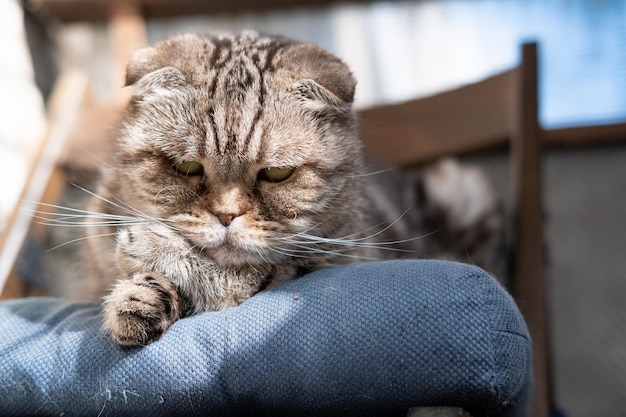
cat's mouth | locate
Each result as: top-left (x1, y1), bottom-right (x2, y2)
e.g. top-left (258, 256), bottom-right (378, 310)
top-left (171, 216), bottom-right (276, 267)
top-left (201, 242), bottom-right (269, 267)
top-left (187, 231), bottom-right (270, 267)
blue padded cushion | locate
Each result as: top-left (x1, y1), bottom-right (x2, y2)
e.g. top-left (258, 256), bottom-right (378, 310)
top-left (0, 260), bottom-right (531, 416)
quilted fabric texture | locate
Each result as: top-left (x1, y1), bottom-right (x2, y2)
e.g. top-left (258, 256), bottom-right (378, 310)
top-left (0, 260), bottom-right (531, 416)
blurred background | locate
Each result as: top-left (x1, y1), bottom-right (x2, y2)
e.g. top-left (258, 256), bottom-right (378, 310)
top-left (1, 0), bottom-right (625, 416)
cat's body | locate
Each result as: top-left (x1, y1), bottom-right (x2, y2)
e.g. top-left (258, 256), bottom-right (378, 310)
top-left (77, 31), bottom-right (504, 346)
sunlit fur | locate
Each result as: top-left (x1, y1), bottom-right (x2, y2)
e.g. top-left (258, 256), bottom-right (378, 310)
top-left (36, 32), bottom-right (504, 345)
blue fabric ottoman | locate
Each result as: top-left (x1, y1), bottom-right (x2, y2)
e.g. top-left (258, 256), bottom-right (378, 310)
top-left (0, 260), bottom-right (531, 416)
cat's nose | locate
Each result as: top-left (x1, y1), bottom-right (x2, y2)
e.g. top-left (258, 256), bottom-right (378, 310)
top-left (217, 212), bottom-right (237, 227)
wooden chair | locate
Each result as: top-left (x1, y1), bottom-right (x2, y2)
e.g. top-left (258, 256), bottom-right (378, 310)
top-left (5, 1), bottom-right (625, 414)
top-left (360, 42), bottom-right (552, 417)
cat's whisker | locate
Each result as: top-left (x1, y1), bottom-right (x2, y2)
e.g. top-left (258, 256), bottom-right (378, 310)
top-left (347, 167), bottom-right (395, 178)
top-left (270, 213), bottom-right (439, 257)
top-left (270, 237), bottom-right (392, 257)
top-left (22, 201), bottom-right (142, 220)
top-left (266, 246), bottom-right (321, 260)
top-left (23, 204), bottom-right (178, 231)
top-left (284, 218), bottom-right (332, 239)
top-left (154, 185), bottom-right (201, 206)
top-left (268, 245), bottom-right (382, 261)
top-left (329, 220), bottom-right (388, 241)
top-left (276, 236), bottom-right (418, 253)
top-left (270, 199), bottom-right (416, 245)
top-left (24, 186), bottom-right (182, 233)
top-left (48, 227), bottom-right (185, 251)
top-left (252, 247), bottom-right (272, 266)
top-left (70, 184), bottom-right (142, 217)
top-left (35, 219), bottom-right (155, 228)
top-left (46, 232), bottom-right (120, 252)
top-left (68, 146), bottom-right (114, 170)
top-left (36, 216), bottom-right (143, 226)
top-left (271, 202), bottom-right (429, 256)
top-left (23, 202), bottom-right (161, 224)
top-left (69, 184), bottom-right (179, 232)
top-left (273, 242), bottom-right (353, 255)
top-left (27, 214), bottom-right (135, 228)
top-left (340, 203), bottom-right (417, 243)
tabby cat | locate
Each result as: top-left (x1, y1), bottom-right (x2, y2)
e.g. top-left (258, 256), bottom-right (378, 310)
top-left (73, 31), bottom-right (503, 346)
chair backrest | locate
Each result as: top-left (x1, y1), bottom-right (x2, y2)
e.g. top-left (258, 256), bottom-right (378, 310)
top-left (359, 42), bottom-right (552, 417)
top-left (359, 69), bottom-right (514, 167)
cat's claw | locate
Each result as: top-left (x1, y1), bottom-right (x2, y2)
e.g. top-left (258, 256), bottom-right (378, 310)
top-left (103, 272), bottom-right (183, 346)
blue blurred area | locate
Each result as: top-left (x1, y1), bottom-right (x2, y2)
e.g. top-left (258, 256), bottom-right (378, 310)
top-left (365, 0), bottom-right (626, 129)
top-left (150, 0), bottom-right (626, 129)
top-left (496, 0), bottom-right (626, 128)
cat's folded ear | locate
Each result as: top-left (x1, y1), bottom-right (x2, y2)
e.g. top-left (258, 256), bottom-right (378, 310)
top-left (125, 46), bottom-right (161, 86)
top-left (124, 46), bottom-right (187, 98)
top-left (282, 43), bottom-right (357, 115)
top-left (292, 79), bottom-right (352, 115)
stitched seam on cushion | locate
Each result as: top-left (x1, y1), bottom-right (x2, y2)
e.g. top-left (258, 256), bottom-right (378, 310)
top-left (471, 266), bottom-right (530, 411)
top-left (492, 328), bottom-right (530, 339)
top-left (489, 329), bottom-right (532, 405)
top-left (476, 269), bottom-right (501, 411)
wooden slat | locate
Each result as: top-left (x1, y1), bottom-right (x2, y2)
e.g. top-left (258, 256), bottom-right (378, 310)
top-left (56, 4), bottom-right (146, 172)
top-left (545, 121), bottom-right (626, 146)
top-left (108, 1), bottom-right (147, 102)
top-left (359, 70), bottom-right (514, 167)
top-left (28, 0), bottom-right (366, 22)
top-left (58, 101), bottom-right (121, 172)
top-left (0, 270), bottom-right (26, 300)
top-left (510, 42), bottom-right (552, 417)
top-left (142, 0), bottom-right (361, 19)
top-left (0, 70), bottom-right (90, 298)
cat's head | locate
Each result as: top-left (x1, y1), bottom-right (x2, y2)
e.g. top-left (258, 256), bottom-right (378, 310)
top-left (112, 31), bottom-right (365, 268)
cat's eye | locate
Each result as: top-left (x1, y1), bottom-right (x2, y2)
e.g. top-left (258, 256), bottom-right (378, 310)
top-left (173, 160), bottom-right (204, 176)
top-left (258, 167), bottom-right (294, 183)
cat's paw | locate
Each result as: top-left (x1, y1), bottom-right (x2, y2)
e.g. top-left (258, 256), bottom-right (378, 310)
top-left (103, 272), bottom-right (183, 346)
top-left (115, 223), bottom-right (192, 278)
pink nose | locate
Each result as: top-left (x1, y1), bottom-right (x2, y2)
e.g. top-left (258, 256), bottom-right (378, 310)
top-left (217, 213), bottom-right (236, 227)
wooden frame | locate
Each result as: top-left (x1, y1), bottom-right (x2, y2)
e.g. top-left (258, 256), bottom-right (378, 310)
top-left (362, 43), bottom-right (554, 417)
top-left (509, 42), bottom-right (551, 417)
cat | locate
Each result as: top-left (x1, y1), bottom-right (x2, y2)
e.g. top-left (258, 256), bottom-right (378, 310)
top-left (67, 31), bottom-right (504, 346)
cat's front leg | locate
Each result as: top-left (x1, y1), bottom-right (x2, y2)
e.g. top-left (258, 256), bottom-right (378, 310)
top-left (103, 271), bottom-right (183, 346)
top-left (103, 223), bottom-right (193, 346)
top-left (114, 222), bottom-right (196, 282)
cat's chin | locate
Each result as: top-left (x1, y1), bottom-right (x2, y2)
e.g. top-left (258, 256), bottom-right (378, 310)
top-left (201, 244), bottom-right (270, 269)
